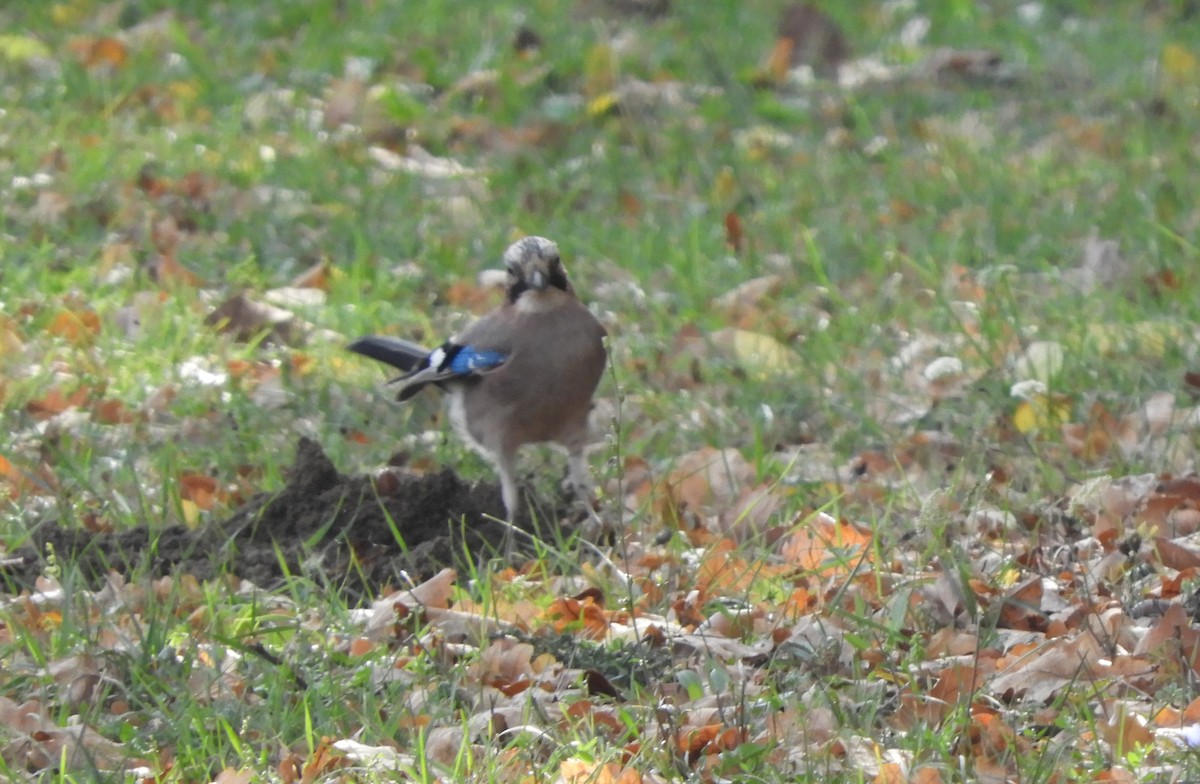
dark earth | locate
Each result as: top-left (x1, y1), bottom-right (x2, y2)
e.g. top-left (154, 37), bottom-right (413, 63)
top-left (1, 438), bottom-right (565, 602)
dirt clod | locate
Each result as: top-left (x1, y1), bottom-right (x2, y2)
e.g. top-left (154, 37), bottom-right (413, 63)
top-left (2, 438), bottom-right (529, 601)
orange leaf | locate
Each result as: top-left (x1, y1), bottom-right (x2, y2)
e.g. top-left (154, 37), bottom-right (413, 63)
top-left (724, 211), bottom-right (743, 252)
top-left (178, 472), bottom-right (221, 510)
top-left (765, 37), bottom-right (794, 83)
top-left (911, 766), bottom-right (946, 784)
top-left (46, 309), bottom-right (101, 345)
top-left (545, 596), bottom-right (610, 640)
top-left (1152, 537), bottom-right (1200, 571)
top-left (679, 723), bottom-right (722, 754)
top-left (0, 454), bottom-right (20, 484)
top-left (443, 279), bottom-right (499, 313)
top-left (560, 760), bottom-right (643, 784)
top-left (290, 259), bottom-right (331, 291)
top-left (617, 189), bottom-right (642, 220)
top-left (1097, 706), bottom-right (1154, 756)
top-left (779, 513), bottom-right (872, 574)
top-left (69, 36), bottom-right (128, 70)
top-left (874, 762), bottom-right (907, 784)
top-left (153, 252), bottom-right (207, 288)
top-left (93, 398), bottom-right (137, 425)
top-left (0, 454), bottom-right (29, 499)
top-left (26, 386), bottom-right (91, 419)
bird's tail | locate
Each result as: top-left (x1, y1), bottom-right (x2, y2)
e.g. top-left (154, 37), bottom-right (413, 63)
top-left (346, 336), bottom-right (430, 372)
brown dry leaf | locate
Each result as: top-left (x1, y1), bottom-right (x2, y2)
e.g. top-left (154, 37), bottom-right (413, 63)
top-left (323, 77), bottom-right (366, 129)
top-left (894, 663), bottom-right (985, 729)
top-left (911, 766), bottom-right (946, 784)
top-left (406, 567), bottom-right (456, 610)
top-left (290, 259), bottom-right (332, 291)
top-left (0, 696), bottom-right (142, 774)
top-left (0, 456), bottom-right (33, 501)
top-left (1061, 401), bottom-right (1120, 460)
top-left (873, 762), bottom-right (907, 784)
top-left (1138, 481), bottom-right (1200, 536)
top-left (0, 454), bottom-right (24, 492)
top-left (444, 278), bottom-right (501, 313)
top-left (678, 722), bottom-right (742, 756)
top-left (26, 385), bottom-right (90, 419)
top-left (1063, 235), bottom-right (1133, 294)
top-left (1097, 704), bottom-right (1155, 757)
top-left (723, 211), bottom-right (743, 253)
top-left (654, 446), bottom-right (754, 529)
top-left (211, 769), bottom-right (255, 784)
top-left (545, 595), bottom-right (610, 640)
top-left (178, 472), bottom-right (221, 510)
top-left (763, 2), bottom-right (848, 82)
top-left (92, 398), bottom-right (138, 425)
top-left (362, 569), bottom-right (458, 638)
top-left (0, 315), bottom-right (24, 354)
top-left (46, 308), bottom-right (101, 345)
top-left (778, 512), bottom-right (872, 574)
top-left (470, 639), bottom-right (537, 694)
top-left (926, 629), bottom-right (981, 657)
top-left (720, 482), bottom-right (788, 540)
top-left (205, 292), bottom-right (301, 344)
top-left (68, 35), bottom-right (128, 70)
top-left (560, 759), bottom-right (644, 784)
top-left (712, 275), bottom-right (782, 330)
top-left (152, 251), bottom-right (207, 288)
top-left (296, 738), bottom-right (345, 782)
top-left (1151, 537), bottom-right (1200, 571)
top-left (1134, 603), bottom-right (1200, 674)
top-left (996, 576), bottom-right (1045, 631)
top-left (696, 539), bottom-right (786, 595)
top-left (32, 190), bottom-right (71, 225)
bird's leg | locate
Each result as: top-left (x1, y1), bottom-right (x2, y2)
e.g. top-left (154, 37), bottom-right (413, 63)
top-left (495, 454), bottom-right (521, 556)
top-left (567, 448), bottom-right (604, 537)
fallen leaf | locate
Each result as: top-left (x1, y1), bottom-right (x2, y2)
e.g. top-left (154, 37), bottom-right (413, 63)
top-left (205, 292), bottom-right (302, 344)
top-left (710, 328), bottom-right (800, 377)
top-left (68, 36), bottom-right (128, 70)
top-left (0, 33), bottom-right (51, 62)
top-left (46, 309), bottom-right (101, 345)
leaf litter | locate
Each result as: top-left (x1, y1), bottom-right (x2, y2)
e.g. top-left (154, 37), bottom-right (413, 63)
top-left (4, 2), bottom-right (1200, 782)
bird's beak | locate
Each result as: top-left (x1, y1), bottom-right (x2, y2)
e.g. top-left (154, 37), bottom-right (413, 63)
top-left (529, 269), bottom-right (548, 290)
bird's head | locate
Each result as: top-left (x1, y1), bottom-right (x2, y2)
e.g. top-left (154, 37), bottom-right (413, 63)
top-left (503, 236), bottom-right (573, 302)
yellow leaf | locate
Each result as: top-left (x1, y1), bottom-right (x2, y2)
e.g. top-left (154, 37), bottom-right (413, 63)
top-left (1013, 395), bottom-right (1071, 434)
top-left (586, 92), bottom-right (619, 117)
top-left (180, 498), bottom-right (201, 527)
top-left (0, 34), bottom-right (51, 62)
top-left (1162, 43), bottom-right (1199, 85)
top-left (169, 80), bottom-right (200, 102)
top-left (1086, 321), bottom-right (1188, 358)
top-left (583, 43), bottom-right (616, 98)
top-left (711, 166), bottom-right (737, 205)
top-left (711, 328), bottom-right (799, 377)
top-left (51, 2), bottom-right (86, 26)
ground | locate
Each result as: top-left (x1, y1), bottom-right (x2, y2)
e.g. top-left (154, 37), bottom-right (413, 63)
top-left (2, 438), bottom-right (536, 601)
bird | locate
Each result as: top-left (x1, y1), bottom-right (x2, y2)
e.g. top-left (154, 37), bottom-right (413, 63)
top-left (347, 236), bottom-right (608, 547)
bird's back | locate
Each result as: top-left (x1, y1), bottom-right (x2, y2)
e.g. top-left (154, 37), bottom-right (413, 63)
top-left (459, 294), bottom-right (606, 452)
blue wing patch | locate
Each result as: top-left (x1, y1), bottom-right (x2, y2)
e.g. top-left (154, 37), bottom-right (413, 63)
top-left (438, 345), bottom-right (508, 375)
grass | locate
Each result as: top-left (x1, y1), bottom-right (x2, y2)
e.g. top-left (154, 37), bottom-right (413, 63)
top-left (3, 0), bottom-right (1200, 780)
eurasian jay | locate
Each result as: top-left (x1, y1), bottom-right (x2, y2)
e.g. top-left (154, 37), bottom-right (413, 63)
top-left (348, 236), bottom-right (608, 538)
